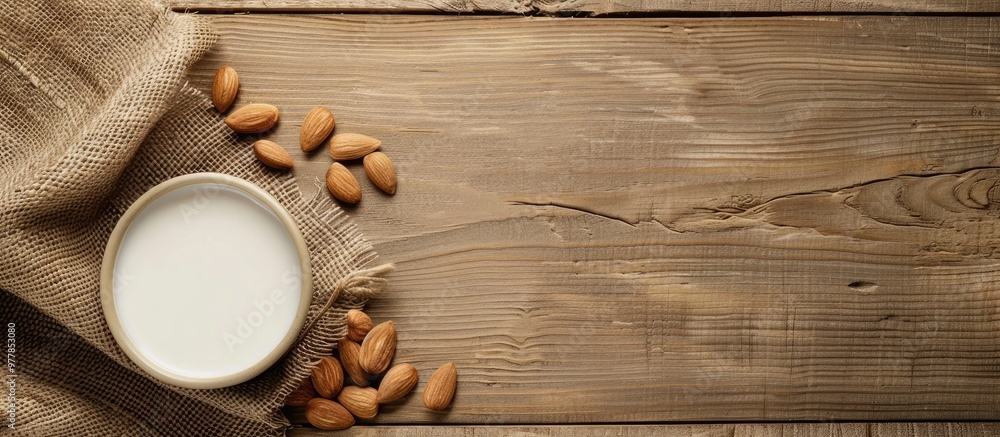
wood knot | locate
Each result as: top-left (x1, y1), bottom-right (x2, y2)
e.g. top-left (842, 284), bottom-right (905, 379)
top-left (956, 174), bottom-right (1000, 210)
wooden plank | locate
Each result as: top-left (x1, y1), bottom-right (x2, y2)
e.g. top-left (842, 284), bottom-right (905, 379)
top-left (169, 0), bottom-right (1000, 14)
top-left (870, 423), bottom-right (1000, 436)
top-left (287, 423), bottom-right (1000, 436)
top-left (533, 0), bottom-right (1000, 15)
top-left (191, 15), bottom-right (1000, 423)
top-left (291, 423), bottom-right (849, 436)
top-left (168, 0), bottom-right (532, 13)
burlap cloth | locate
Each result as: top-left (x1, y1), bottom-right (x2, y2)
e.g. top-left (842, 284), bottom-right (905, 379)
top-left (0, 1), bottom-right (392, 435)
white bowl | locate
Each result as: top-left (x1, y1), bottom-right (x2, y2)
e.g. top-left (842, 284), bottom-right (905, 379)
top-left (100, 173), bottom-right (312, 389)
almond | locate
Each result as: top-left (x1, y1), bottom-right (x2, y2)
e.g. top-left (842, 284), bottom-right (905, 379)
top-left (311, 356), bottom-right (344, 399)
top-left (337, 386), bottom-right (378, 420)
top-left (423, 362), bottom-right (457, 411)
top-left (225, 103), bottom-right (280, 133)
top-left (329, 133), bottom-right (381, 161)
top-left (212, 66), bottom-right (238, 112)
top-left (305, 398), bottom-right (355, 431)
top-left (346, 309), bottom-right (374, 342)
top-left (359, 321), bottom-right (396, 374)
top-left (363, 152), bottom-right (397, 195)
top-left (377, 363), bottom-right (418, 404)
top-left (326, 163), bottom-right (362, 204)
top-left (300, 106), bottom-right (336, 152)
top-left (338, 338), bottom-right (368, 387)
top-left (284, 378), bottom-right (317, 407)
top-left (253, 140), bottom-right (293, 170)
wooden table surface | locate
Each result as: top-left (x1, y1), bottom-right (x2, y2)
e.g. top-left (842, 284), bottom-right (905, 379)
top-left (179, 1), bottom-right (1000, 434)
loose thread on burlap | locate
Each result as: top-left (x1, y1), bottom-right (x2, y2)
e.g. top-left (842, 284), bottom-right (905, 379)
top-left (296, 263), bottom-right (395, 342)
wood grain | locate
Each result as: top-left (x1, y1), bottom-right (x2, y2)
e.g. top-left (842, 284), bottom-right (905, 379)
top-left (288, 423), bottom-right (1000, 436)
top-left (169, 0), bottom-right (533, 13)
top-left (191, 15), bottom-right (1000, 423)
top-left (534, 0), bottom-right (1000, 15)
top-left (170, 0), bottom-right (1000, 14)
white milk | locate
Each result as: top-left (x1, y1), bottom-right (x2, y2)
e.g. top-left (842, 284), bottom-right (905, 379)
top-left (113, 183), bottom-right (302, 379)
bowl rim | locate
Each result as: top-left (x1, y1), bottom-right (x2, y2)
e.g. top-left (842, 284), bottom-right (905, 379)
top-left (99, 172), bottom-right (313, 389)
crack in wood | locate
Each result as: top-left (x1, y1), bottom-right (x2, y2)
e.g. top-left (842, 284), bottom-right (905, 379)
top-left (748, 166), bottom-right (1000, 211)
top-left (507, 199), bottom-right (675, 231)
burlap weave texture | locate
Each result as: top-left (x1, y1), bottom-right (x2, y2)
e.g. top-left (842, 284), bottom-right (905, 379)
top-left (0, 1), bottom-right (386, 435)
